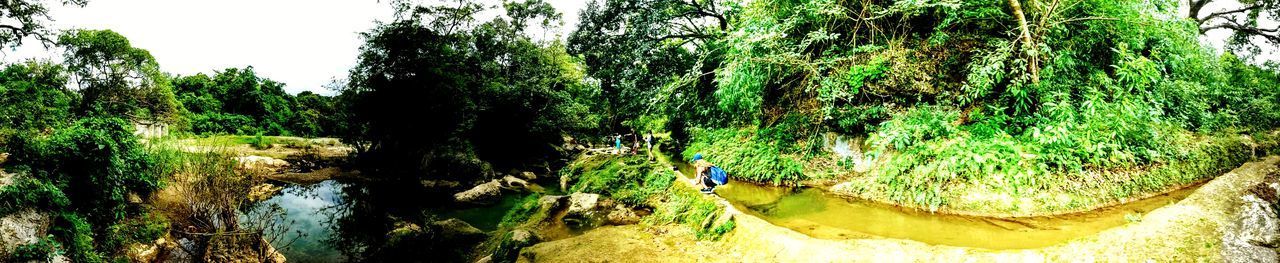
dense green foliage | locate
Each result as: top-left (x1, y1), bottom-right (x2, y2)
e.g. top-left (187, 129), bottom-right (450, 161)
top-left (2, 117), bottom-right (165, 261)
top-left (60, 29), bottom-right (179, 121)
top-left (576, 0), bottom-right (1280, 211)
top-left (173, 67), bottom-right (344, 136)
top-left (340, 0), bottom-right (600, 179)
top-left (0, 61), bottom-right (74, 136)
top-left (564, 155), bottom-right (676, 206)
top-left (560, 154), bottom-right (734, 239)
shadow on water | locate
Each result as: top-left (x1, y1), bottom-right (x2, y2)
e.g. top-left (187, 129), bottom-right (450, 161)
top-left (250, 173), bottom-right (565, 262)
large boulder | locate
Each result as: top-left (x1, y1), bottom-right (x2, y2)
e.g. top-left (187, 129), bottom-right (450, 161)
top-left (519, 171), bottom-right (538, 180)
top-left (538, 195), bottom-right (568, 212)
top-left (605, 205), bottom-right (641, 225)
top-left (430, 218), bottom-right (486, 242)
top-left (501, 176), bottom-right (530, 190)
top-left (0, 209), bottom-right (51, 257)
top-left (1223, 181), bottom-right (1280, 263)
top-left (566, 193), bottom-right (600, 216)
top-left (562, 193), bottom-right (602, 228)
top-left (454, 180), bottom-right (504, 204)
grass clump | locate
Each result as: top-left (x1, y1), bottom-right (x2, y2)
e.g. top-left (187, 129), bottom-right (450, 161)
top-left (560, 153), bottom-right (735, 240)
top-left (563, 155), bottom-right (674, 206)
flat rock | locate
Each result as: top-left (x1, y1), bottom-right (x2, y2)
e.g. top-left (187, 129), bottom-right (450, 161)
top-left (234, 155), bottom-right (290, 173)
top-left (454, 180), bottom-right (503, 204)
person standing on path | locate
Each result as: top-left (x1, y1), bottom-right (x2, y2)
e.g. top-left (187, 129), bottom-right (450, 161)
top-left (614, 134), bottom-right (622, 155)
top-left (644, 131), bottom-right (653, 160)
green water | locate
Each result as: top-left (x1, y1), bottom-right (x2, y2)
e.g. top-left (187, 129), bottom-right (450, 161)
top-left (254, 177), bottom-right (563, 262)
top-left (713, 181), bottom-right (1200, 249)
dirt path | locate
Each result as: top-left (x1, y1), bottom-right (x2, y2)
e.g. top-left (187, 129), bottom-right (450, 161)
top-left (521, 156), bottom-right (1279, 262)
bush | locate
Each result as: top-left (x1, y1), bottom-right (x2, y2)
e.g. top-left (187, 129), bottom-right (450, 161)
top-left (565, 155), bottom-right (673, 206)
top-left (9, 235), bottom-right (63, 262)
top-left (683, 127), bottom-right (807, 184)
top-left (870, 106), bottom-right (958, 151)
top-left (9, 117), bottom-right (161, 226)
top-left (6, 117), bottom-right (164, 262)
top-left (0, 177), bottom-right (69, 216)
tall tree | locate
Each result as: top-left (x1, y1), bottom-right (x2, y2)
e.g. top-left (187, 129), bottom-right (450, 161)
top-left (0, 0), bottom-right (88, 47)
top-left (1187, 0), bottom-right (1280, 56)
top-left (59, 29), bottom-right (178, 121)
top-left (343, 0), bottom-right (595, 179)
top-left (568, 0), bottom-right (729, 132)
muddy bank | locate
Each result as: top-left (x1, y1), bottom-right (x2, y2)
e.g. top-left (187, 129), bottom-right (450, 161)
top-left (521, 156), bottom-right (1280, 262)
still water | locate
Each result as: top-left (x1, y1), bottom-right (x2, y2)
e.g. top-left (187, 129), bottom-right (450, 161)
top-left (714, 181), bottom-right (1200, 249)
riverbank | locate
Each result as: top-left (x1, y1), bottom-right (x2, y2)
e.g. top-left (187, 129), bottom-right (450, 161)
top-left (521, 156), bottom-right (1280, 261)
top-left (684, 127), bottom-right (1280, 217)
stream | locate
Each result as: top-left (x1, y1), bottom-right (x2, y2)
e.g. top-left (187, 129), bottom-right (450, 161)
top-left (674, 161), bottom-right (1201, 250)
top-left (249, 162), bottom-right (1201, 262)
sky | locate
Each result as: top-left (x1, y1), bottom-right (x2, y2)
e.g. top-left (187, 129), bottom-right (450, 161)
top-left (0, 0), bottom-right (587, 95)
top-left (0, 0), bottom-right (1271, 95)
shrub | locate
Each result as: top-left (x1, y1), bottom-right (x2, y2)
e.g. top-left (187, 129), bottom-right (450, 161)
top-left (9, 235), bottom-right (63, 262)
top-left (0, 177), bottom-right (69, 216)
top-left (870, 106), bottom-right (959, 151)
top-left (9, 117), bottom-right (161, 227)
top-left (566, 155), bottom-right (673, 206)
top-left (683, 127), bottom-right (807, 184)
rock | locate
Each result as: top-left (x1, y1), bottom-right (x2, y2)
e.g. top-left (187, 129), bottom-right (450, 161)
top-left (234, 155), bottom-right (290, 173)
top-left (421, 180), bottom-right (462, 190)
top-left (127, 242), bottom-right (159, 263)
top-left (539, 195), bottom-right (567, 211)
top-left (1240, 195), bottom-right (1280, 247)
top-left (511, 228), bottom-right (539, 245)
top-left (605, 205), bottom-right (641, 225)
top-left (566, 192), bottom-right (600, 216)
top-left (387, 221), bottom-right (423, 239)
top-left (0, 209), bottom-right (51, 257)
top-left (1223, 193), bottom-right (1280, 262)
top-left (563, 193), bottom-right (602, 228)
top-left (560, 175), bottom-right (571, 192)
top-left (0, 152), bottom-right (8, 164)
top-left (431, 218), bottom-right (486, 242)
top-left (454, 180), bottom-right (504, 204)
top-left (520, 171), bottom-right (538, 180)
top-left (127, 192), bottom-right (144, 204)
top-left (474, 255), bottom-right (493, 263)
top-left (247, 183), bottom-right (284, 202)
top-left (502, 175), bottom-right (530, 190)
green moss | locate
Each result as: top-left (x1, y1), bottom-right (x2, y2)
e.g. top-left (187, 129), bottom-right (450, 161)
top-left (566, 155), bottom-right (672, 206)
top-left (497, 194), bottom-right (543, 229)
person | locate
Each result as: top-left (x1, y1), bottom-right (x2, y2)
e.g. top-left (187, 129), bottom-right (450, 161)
top-left (690, 153), bottom-right (728, 193)
top-left (643, 131), bottom-right (653, 160)
top-left (631, 132), bottom-right (640, 155)
top-left (614, 134), bottom-right (622, 155)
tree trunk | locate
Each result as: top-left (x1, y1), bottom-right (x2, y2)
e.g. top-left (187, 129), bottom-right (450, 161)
top-left (1008, 0), bottom-right (1040, 83)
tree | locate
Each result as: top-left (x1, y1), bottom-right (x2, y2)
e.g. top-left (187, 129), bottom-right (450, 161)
top-left (1187, 0), bottom-right (1280, 57)
top-left (568, 0), bottom-right (729, 135)
top-left (0, 60), bottom-right (75, 133)
top-left (59, 29), bottom-right (178, 121)
top-left (343, 0), bottom-right (595, 178)
top-left (0, 0), bottom-right (88, 48)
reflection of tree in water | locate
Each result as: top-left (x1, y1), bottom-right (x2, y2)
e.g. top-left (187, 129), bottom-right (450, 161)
top-left (321, 177), bottom-right (474, 262)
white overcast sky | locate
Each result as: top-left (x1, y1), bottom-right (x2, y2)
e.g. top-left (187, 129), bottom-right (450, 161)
top-left (0, 0), bottom-right (1271, 95)
top-left (0, 0), bottom-right (588, 95)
